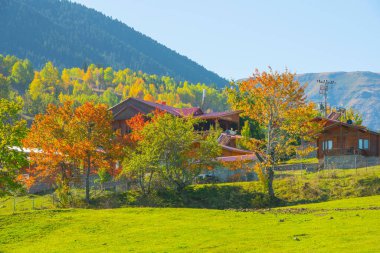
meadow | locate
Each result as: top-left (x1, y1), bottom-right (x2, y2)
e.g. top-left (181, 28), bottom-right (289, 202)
top-left (0, 195), bottom-right (379, 252)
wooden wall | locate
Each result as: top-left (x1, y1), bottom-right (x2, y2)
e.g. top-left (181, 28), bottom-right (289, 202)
top-left (317, 124), bottom-right (379, 159)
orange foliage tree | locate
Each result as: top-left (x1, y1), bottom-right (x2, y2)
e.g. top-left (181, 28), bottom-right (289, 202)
top-left (227, 68), bottom-right (321, 199)
top-left (71, 102), bottom-right (117, 203)
top-left (23, 102), bottom-right (78, 196)
top-left (24, 102), bottom-right (119, 204)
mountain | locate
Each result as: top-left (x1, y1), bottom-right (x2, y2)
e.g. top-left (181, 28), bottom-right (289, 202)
top-left (239, 71), bottom-right (380, 131)
top-left (0, 0), bottom-right (227, 86)
top-left (297, 71), bottom-right (380, 131)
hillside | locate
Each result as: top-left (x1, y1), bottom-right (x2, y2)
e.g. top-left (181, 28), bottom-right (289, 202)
top-left (296, 71), bottom-right (380, 131)
top-left (0, 0), bottom-right (227, 86)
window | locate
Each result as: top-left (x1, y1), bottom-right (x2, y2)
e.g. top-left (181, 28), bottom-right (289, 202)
top-left (358, 139), bottom-right (369, 150)
top-left (322, 140), bottom-right (333, 150)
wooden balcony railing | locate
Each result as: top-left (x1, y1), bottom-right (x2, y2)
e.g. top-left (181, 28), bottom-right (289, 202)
top-left (322, 148), bottom-right (368, 156)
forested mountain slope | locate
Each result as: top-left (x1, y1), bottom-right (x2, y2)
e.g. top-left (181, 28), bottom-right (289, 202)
top-left (0, 0), bottom-right (227, 86)
top-left (0, 54), bottom-right (228, 123)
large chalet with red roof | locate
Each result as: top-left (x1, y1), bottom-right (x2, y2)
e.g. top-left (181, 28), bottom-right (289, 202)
top-left (109, 97), bottom-right (259, 171)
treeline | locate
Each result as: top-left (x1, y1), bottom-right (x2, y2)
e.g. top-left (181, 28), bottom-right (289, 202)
top-left (0, 54), bottom-right (229, 119)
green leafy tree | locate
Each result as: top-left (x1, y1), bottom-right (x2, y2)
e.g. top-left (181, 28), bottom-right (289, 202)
top-left (0, 98), bottom-right (28, 196)
top-left (104, 67), bottom-right (114, 86)
top-left (40, 61), bottom-right (60, 94)
top-left (0, 74), bottom-right (10, 99)
top-left (134, 114), bottom-right (222, 193)
top-left (102, 88), bottom-right (119, 106)
top-left (10, 60), bottom-right (33, 91)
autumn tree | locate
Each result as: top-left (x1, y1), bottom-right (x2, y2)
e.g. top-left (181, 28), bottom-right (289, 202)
top-left (23, 102), bottom-right (78, 201)
top-left (24, 102), bottom-right (117, 204)
top-left (71, 102), bottom-right (115, 203)
top-left (126, 113), bottom-right (221, 194)
top-left (0, 98), bottom-right (28, 196)
top-left (227, 68), bottom-right (320, 199)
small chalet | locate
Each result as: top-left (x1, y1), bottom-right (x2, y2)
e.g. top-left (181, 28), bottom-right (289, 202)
top-left (315, 112), bottom-right (380, 168)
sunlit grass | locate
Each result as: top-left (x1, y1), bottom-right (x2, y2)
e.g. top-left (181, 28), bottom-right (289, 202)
top-left (0, 195), bottom-right (379, 252)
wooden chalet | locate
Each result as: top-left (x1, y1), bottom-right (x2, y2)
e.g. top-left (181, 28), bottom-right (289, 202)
top-left (110, 97), bottom-right (242, 134)
top-left (109, 98), bottom-right (260, 171)
top-left (315, 113), bottom-right (380, 161)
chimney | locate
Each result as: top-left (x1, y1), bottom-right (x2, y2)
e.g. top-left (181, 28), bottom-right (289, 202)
top-left (201, 89), bottom-right (206, 109)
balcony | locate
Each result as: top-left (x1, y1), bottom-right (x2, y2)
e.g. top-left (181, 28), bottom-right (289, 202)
top-left (322, 148), bottom-right (368, 156)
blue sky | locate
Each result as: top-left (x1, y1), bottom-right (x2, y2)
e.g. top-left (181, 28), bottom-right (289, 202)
top-left (73, 0), bottom-right (380, 79)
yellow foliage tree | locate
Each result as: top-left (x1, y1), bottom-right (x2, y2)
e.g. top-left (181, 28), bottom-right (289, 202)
top-left (227, 68), bottom-right (321, 199)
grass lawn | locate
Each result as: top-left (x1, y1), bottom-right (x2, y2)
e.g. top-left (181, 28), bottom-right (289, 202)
top-left (282, 157), bottom-right (318, 165)
top-left (0, 195), bottom-right (379, 253)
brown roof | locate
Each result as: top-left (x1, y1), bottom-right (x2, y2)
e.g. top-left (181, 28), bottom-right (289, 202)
top-left (217, 154), bottom-right (258, 162)
top-left (110, 97), bottom-right (241, 119)
top-left (132, 98), bottom-right (183, 116)
top-left (174, 107), bottom-right (203, 116)
top-left (327, 111), bottom-right (342, 121)
top-left (220, 144), bottom-right (253, 155)
top-left (196, 111), bottom-right (242, 120)
top-left (314, 117), bottom-right (379, 135)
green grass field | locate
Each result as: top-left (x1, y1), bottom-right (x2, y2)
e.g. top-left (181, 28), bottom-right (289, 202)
top-left (282, 157), bottom-right (318, 165)
top-left (0, 195), bottom-right (379, 253)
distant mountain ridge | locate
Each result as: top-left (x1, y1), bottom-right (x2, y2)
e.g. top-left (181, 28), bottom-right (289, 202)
top-left (296, 71), bottom-right (380, 131)
top-left (239, 71), bottom-right (380, 131)
top-left (0, 0), bottom-right (227, 86)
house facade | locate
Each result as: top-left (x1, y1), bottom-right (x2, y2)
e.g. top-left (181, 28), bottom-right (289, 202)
top-left (315, 116), bottom-right (380, 168)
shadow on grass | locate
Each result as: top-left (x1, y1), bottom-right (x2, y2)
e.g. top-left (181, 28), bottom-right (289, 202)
top-left (154, 185), bottom-right (271, 209)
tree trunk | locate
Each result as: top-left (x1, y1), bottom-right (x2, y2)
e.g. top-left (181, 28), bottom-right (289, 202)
top-left (266, 166), bottom-right (275, 199)
top-left (85, 155), bottom-right (91, 204)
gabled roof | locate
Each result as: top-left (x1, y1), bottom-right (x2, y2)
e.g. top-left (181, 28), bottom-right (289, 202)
top-left (175, 107), bottom-right (203, 116)
top-left (313, 117), bottom-right (379, 136)
top-left (196, 111), bottom-right (242, 120)
top-left (110, 97), bottom-right (241, 120)
top-left (327, 111), bottom-right (342, 121)
top-left (220, 144), bottom-right (253, 155)
top-left (127, 97), bottom-right (184, 116)
top-left (217, 154), bottom-right (257, 162)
